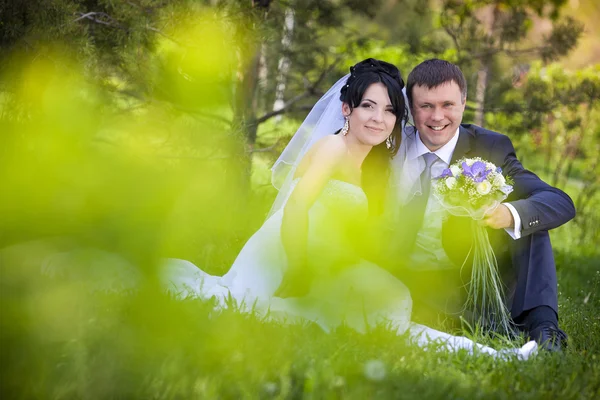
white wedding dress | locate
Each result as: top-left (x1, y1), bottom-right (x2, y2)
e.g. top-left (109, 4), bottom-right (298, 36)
top-left (161, 179), bottom-right (411, 334)
top-left (158, 179), bottom-right (538, 359)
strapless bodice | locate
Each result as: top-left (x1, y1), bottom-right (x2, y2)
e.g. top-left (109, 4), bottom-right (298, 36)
top-left (288, 178), bottom-right (368, 220)
top-left (292, 179), bottom-right (369, 272)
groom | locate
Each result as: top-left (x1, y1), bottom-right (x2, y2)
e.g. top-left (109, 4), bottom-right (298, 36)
top-left (390, 59), bottom-right (575, 351)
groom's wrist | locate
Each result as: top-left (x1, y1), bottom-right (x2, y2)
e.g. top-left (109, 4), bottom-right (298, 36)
top-left (503, 202), bottom-right (522, 239)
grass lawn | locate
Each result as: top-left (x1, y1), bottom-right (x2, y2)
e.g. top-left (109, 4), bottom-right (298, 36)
top-left (1, 225), bottom-right (599, 399)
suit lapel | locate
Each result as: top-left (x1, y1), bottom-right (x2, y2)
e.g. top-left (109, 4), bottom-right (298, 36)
top-left (450, 125), bottom-right (473, 165)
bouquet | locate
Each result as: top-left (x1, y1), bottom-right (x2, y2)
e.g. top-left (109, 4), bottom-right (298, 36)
top-left (433, 157), bottom-right (514, 333)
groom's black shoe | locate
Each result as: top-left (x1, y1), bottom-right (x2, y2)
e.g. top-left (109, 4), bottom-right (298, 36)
top-left (517, 306), bottom-right (567, 353)
top-left (529, 323), bottom-right (568, 353)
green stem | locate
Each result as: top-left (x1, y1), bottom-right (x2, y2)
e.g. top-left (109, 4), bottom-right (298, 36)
top-left (463, 220), bottom-right (514, 334)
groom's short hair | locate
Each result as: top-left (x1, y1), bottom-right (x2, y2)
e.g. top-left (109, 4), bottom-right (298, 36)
top-left (406, 59), bottom-right (467, 106)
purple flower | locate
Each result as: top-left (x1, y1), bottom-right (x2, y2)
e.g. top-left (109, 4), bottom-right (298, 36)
top-left (496, 166), bottom-right (502, 173)
top-left (462, 161), bottom-right (491, 183)
top-left (436, 168), bottom-right (453, 179)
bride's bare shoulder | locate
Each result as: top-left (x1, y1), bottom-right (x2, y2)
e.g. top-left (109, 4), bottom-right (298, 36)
top-left (308, 134), bottom-right (348, 157)
top-left (295, 134), bottom-right (347, 176)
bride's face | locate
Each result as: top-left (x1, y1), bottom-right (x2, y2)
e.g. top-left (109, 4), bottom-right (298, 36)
top-left (342, 82), bottom-right (397, 146)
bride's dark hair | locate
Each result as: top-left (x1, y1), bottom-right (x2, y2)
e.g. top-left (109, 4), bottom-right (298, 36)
top-left (340, 58), bottom-right (408, 215)
top-left (339, 58), bottom-right (408, 157)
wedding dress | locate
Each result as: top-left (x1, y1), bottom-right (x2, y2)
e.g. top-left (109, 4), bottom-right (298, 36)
top-left (159, 178), bottom-right (538, 359)
top-left (161, 178), bottom-right (411, 334)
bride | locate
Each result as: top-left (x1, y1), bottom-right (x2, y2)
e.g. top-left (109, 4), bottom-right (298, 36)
top-left (159, 58), bottom-right (537, 359)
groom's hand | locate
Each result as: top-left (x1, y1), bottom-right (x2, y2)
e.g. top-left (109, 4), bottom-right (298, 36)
top-left (481, 204), bottom-right (515, 229)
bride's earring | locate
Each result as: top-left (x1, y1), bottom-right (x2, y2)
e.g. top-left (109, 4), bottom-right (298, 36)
top-left (386, 135), bottom-right (393, 149)
top-left (341, 117), bottom-right (349, 136)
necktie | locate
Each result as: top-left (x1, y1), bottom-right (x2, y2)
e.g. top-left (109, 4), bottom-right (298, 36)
top-left (403, 152), bottom-right (439, 236)
top-left (419, 152), bottom-right (439, 201)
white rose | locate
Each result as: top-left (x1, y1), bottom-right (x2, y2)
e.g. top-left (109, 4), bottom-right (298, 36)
top-left (445, 176), bottom-right (457, 189)
top-left (465, 158), bottom-right (476, 166)
top-left (476, 180), bottom-right (492, 195)
top-left (492, 173), bottom-right (506, 186)
top-left (486, 162), bottom-right (496, 171)
top-left (450, 165), bottom-right (461, 177)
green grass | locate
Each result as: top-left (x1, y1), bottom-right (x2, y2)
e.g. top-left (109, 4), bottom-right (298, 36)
top-left (1, 224), bottom-right (599, 399)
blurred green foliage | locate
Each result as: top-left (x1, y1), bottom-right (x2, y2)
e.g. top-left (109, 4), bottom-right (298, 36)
top-left (1, 1), bottom-right (599, 398)
top-left (0, 6), bottom-right (256, 270)
top-left (487, 62), bottom-right (600, 245)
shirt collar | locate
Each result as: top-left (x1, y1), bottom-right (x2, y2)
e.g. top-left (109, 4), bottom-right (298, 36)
top-left (409, 127), bottom-right (460, 165)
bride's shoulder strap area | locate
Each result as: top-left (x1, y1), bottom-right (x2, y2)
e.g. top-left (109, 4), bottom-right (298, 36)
top-left (296, 134), bottom-right (347, 176)
top-left (312, 134), bottom-right (348, 155)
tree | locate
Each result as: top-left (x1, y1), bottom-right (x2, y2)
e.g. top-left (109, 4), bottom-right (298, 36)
top-left (487, 62), bottom-right (600, 245)
top-left (439, 0), bottom-right (583, 126)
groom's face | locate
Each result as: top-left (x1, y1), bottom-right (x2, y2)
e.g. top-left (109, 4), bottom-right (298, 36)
top-left (410, 81), bottom-right (466, 151)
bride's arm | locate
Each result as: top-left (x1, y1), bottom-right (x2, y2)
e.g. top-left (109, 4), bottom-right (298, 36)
top-left (275, 135), bottom-right (347, 297)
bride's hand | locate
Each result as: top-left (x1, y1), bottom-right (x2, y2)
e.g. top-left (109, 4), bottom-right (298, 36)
top-left (274, 267), bottom-right (312, 298)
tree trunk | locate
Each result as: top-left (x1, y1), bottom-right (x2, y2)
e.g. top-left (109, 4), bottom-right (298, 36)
top-left (474, 64), bottom-right (489, 126)
top-left (544, 114), bottom-right (555, 173)
top-left (473, 4), bottom-right (500, 127)
top-left (230, 3), bottom-right (273, 189)
top-left (237, 50), bottom-right (262, 152)
top-left (231, 41), bottom-right (263, 195)
top-left (258, 42), bottom-right (268, 95)
top-left (272, 8), bottom-right (295, 122)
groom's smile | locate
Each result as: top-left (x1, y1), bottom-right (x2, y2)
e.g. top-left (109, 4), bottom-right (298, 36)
top-left (410, 81), bottom-right (466, 151)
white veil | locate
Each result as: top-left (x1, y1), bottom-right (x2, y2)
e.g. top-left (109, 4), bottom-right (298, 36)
top-left (267, 74), bottom-right (350, 217)
top-left (266, 73), bottom-right (421, 220)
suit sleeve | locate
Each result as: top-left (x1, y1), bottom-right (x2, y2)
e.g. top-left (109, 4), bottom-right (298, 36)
top-left (496, 135), bottom-right (576, 237)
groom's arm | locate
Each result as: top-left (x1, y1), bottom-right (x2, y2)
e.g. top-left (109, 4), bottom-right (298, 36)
top-left (494, 134), bottom-right (576, 237)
